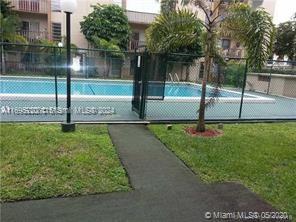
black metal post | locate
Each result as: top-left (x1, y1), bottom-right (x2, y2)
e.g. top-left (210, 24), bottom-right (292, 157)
top-left (239, 59), bottom-right (248, 119)
top-left (139, 53), bottom-right (147, 119)
top-left (267, 62), bottom-right (273, 95)
top-left (66, 12), bottom-right (71, 123)
top-left (54, 47), bottom-right (58, 108)
top-left (61, 12), bottom-right (75, 132)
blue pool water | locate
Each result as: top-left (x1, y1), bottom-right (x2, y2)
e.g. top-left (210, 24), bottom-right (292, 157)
top-left (0, 78), bottom-right (247, 98)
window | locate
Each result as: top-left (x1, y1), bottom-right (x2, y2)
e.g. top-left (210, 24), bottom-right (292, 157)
top-left (21, 21), bottom-right (40, 32)
top-left (132, 32), bottom-right (140, 41)
top-left (222, 39), bottom-right (230, 50)
top-left (21, 21), bottom-right (30, 32)
top-left (30, 22), bottom-right (39, 32)
top-left (52, 23), bottom-right (61, 41)
top-left (51, 0), bottom-right (61, 12)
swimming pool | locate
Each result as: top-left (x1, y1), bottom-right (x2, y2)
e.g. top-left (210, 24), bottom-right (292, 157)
top-left (0, 76), bottom-right (274, 103)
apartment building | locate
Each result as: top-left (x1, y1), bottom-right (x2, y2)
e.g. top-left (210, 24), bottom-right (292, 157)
top-left (9, 0), bottom-right (277, 61)
top-left (9, 0), bottom-right (160, 49)
top-left (10, 0), bottom-right (206, 50)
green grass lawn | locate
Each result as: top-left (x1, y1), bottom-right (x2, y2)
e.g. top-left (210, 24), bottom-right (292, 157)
top-left (0, 124), bottom-right (130, 201)
top-left (149, 123), bottom-right (296, 219)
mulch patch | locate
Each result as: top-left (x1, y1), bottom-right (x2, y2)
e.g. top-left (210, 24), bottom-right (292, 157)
top-left (185, 126), bottom-right (223, 138)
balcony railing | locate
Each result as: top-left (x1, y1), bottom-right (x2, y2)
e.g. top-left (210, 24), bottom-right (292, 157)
top-left (129, 40), bottom-right (146, 51)
top-left (126, 10), bottom-right (158, 25)
top-left (222, 48), bottom-right (244, 58)
top-left (18, 30), bottom-right (49, 42)
top-left (11, 0), bottom-right (48, 14)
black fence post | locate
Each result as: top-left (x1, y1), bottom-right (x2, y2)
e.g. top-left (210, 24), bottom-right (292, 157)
top-left (54, 47), bottom-right (58, 108)
top-left (267, 62), bottom-right (273, 95)
top-left (0, 42), bottom-right (4, 75)
top-left (140, 52), bottom-right (148, 119)
top-left (239, 59), bottom-right (248, 119)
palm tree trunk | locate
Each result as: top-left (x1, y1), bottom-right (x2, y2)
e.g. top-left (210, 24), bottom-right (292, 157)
top-left (196, 55), bottom-right (210, 132)
top-left (196, 31), bottom-right (212, 132)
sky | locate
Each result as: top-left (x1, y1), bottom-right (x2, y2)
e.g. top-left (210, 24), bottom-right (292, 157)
top-left (273, 0), bottom-right (296, 24)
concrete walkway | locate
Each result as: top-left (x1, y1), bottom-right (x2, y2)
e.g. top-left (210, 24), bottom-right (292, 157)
top-left (1, 125), bottom-right (279, 222)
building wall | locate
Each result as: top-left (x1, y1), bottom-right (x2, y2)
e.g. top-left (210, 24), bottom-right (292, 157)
top-left (246, 73), bottom-right (296, 98)
top-left (246, 73), bottom-right (270, 93)
top-left (252, 0), bottom-right (276, 16)
top-left (269, 75), bottom-right (285, 95)
top-left (283, 77), bottom-right (296, 98)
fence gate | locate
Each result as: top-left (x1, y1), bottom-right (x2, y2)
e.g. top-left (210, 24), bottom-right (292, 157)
top-left (132, 53), bottom-right (146, 119)
top-left (132, 52), bottom-right (167, 119)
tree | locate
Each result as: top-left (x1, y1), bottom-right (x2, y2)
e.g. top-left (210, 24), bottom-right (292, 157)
top-left (146, 10), bottom-right (203, 55)
top-left (1, 1), bottom-right (27, 74)
top-left (274, 20), bottom-right (296, 60)
top-left (155, 0), bottom-right (274, 132)
top-left (1, 0), bottom-right (14, 17)
top-left (80, 4), bottom-right (131, 77)
top-left (80, 4), bottom-right (131, 50)
top-left (1, 0), bottom-right (26, 43)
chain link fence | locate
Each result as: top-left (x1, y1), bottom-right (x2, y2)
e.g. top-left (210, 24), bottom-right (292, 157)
top-left (144, 56), bottom-right (296, 121)
top-left (0, 43), bottom-right (137, 122)
top-left (1, 43), bottom-right (295, 122)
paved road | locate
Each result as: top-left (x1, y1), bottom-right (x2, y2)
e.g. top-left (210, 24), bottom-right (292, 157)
top-left (1, 125), bottom-right (280, 222)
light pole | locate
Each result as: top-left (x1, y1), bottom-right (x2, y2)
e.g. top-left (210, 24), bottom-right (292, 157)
top-left (61, 0), bottom-right (77, 132)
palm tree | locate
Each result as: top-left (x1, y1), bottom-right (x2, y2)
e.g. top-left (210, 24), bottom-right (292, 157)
top-left (146, 9), bottom-right (203, 82)
top-left (146, 10), bottom-right (203, 54)
top-left (154, 0), bottom-right (274, 132)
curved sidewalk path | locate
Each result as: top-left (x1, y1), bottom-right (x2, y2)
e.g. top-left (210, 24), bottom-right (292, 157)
top-left (2, 125), bottom-right (279, 222)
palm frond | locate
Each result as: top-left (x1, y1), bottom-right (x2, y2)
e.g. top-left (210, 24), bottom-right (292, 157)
top-left (222, 3), bottom-right (275, 69)
top-left (146, 9), bottom-right (203, 53)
